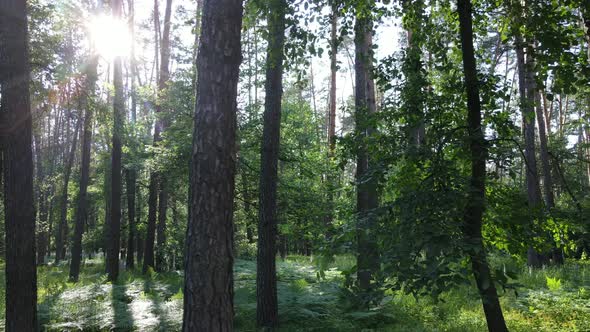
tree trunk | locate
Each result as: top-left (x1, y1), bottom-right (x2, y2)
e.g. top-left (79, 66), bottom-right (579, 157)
top-left (182, 0), bottom-right (243, 330)
top-left (457, 1), bottom-right (508, 331)
top-left (0, 1), bottom-right (38, 328)
top-left (125, 0), bottom-right (137, 270)
top-left (325, 1), bottom-right (338, 236)
top-left (34, 130), bottom-right (49, 265)
top-left (156, 178), bottom-right (168, 271)
top-left (125, 169), bottom-right (136, 269)
top-left (107, 0), bottom-right (125, 282)
top-left (69, 55), bottom-right (98, 281)
top-left (56, 113), bottom-right (81, 263)
top-left (145, 0), bottom-right (173, 273)
top-left (535, 91), bottom-right (554, 208)
top-left (256, 0), bottom-right (286, 328)
top-left (143, 174), bottom-right (158, 273)
top-left (354, 1), bottom-right (379, 291)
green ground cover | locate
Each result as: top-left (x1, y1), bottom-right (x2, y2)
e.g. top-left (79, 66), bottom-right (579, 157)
top-left (0, 256), bottom-right (588, 331)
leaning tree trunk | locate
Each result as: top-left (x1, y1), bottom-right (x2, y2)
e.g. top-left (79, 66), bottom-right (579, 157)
top-left (256, 0), bottom-right (287, 328)
top-left (69, 55), bottom-right (98, 282)
top-left (107, 0), bottom-right (125, 282)
top-left (0, 1), bottom-right (38, 329)
top-left (354, 0), bottom-right (380, 291)
top-left (457, 0), bottom-right (508, 331)
top-left (182, 0), bottom-right (243, 330)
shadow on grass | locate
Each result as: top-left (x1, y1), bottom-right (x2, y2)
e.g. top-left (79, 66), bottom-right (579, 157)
top-left (112, 281), bottom-right (134, 331)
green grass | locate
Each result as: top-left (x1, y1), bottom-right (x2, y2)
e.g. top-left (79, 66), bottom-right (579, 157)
top-left (0, 255), bottom-right (588, 331)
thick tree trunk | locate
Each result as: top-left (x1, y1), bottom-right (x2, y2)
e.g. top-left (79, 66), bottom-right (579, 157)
top-left (182, 0), bottom-right (243, 330)
top-left (354, 2), bottom-right (380, 291)
top-left (69, 55), bottom-right (98, 281)
top-left (56, 114), bottom-right (81, 263)
top-left (0, 1), bottom-right (38, 329)
top-left (457, 1), bottom-right (508, 331)
top-left (107, 0), bottom-right (125, 282)
top-left (256, 0), bottom-right (286, 328)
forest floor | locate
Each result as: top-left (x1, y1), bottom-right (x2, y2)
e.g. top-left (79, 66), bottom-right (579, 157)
top-left (0, 255), bottom-right (589, 331)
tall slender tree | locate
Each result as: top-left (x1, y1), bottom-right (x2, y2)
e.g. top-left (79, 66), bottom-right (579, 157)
top-left (182, 0), bottom-right (243, 329)
top-left (55, 113), bottom-right (81, 263)
top-left (457, 0), bottom-right (508, 330)
top-left (126, 0), bottom-right (137, 270)
top-left (0, 0), bottom-right (38, 329)
top-left (144, 0), bottom-right (174, 273)
top-left (107, 0), bottom-right (125, 282)
top-left (69, 54), bottom-right (98, 281)
top-left (256, 0), bottom-right (287, 328)
top-left (354, 0), bottom-right (379, 291)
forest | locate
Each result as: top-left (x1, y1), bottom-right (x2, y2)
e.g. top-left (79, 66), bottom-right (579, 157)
top-left (1, 0), bottom-right (590, 331)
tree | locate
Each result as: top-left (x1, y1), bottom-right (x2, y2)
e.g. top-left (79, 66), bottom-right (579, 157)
top-left (354, 0), bottom-right (379, 291)
top-left (0, 0), bottom-right (38, 329)
top-left (69, 54), bottom-right (98, 281)
top-left (456, 0), bottom-right (508, 331)
top-left (144, 0), bottom-right (173, 274)
top-left (182, 0), bottom-right (243, 329)
top-left (256, 0), bottom-right (287, 328)
top-left (107, 0), bottom-right (125, 282)
top-left (55, 112), bottom-right (81, 263)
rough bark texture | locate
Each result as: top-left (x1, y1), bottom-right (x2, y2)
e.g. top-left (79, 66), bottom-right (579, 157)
top-left (354, 2), bottom-right (380, 291)
top-left (107, 0), bottom-right (124, 282)
top-left (0, 1), bottom-right (38, 329)
top-left (457, 1), bottom-right (508, 331)
top-left (69, 55), bottom-right (98, 281)
top-left (182, 0), bottom-right (243, 330)
top-left (256, 0), bottom-right (286, 328)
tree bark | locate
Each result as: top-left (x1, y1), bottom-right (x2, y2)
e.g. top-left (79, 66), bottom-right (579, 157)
top-left (0, 1), bottom-right (38, 328)
top-left (182, 0), bottom-right (243, 330)
top-left (354, 0), bottom-right (379, 291)
top-left (69, 55), bottom-right (98, 281)
top-left (107, 0), bottom-right (125, 282)
top-left (457, 1), bottom-right (508, 331)
top-left (256, 0), bottom-right (286, 328)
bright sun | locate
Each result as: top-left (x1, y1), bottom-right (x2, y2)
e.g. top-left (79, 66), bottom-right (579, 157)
top-left (87, 15), bottom-right (133, 59)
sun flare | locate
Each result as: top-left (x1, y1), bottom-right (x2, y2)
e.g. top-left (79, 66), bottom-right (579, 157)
top-left (87, 15), bottom-right (132, 59)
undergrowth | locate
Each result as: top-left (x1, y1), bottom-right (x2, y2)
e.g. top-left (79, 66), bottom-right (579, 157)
top-left (0, 255), bottom-right (587, 331)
